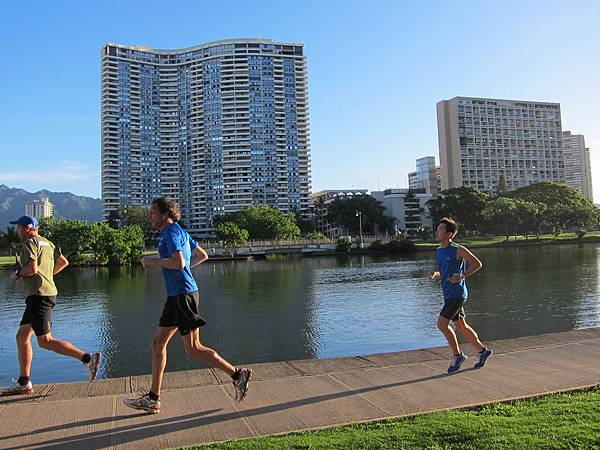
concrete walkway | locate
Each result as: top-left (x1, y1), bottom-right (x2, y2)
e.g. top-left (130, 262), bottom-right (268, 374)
top-left (0, 328), bottom-right (598, 449)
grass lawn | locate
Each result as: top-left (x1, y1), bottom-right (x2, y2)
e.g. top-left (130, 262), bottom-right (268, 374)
top-left (0, 255), bottom-right (18, 269)
top-left (184, 386), bottom-right (600, 450)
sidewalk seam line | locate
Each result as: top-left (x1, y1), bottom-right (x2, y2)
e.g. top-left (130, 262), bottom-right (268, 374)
top-left (420, 362), bottom-right (515, 397)
top-left (219, 384), bottom-right (258, 437)
top-left (209, 368), bottom-right (222, 385)
top-left (326, 373), bottom-right (394, 416)
top-left (285, 362), bottom-right (308, 376)
top-left (283, 361), bottom-right (307, 376)
top-left (110, 395), bottom-right (117, 450)
top-left (501, 351), bottom-right (596, 374)
top-left (354, 355), bottom-right (381, 367)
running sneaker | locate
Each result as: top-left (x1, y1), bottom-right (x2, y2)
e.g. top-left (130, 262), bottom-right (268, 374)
top-left (123, 393), bottom-right (161, 414)
top-left (447, 353), bottom-right (468, 373)
top-left (84, 352), bottom-right (101, 382)
top-left (474, 348), bottom-right (493, 369)
top-left (233, 368), bottom-right (252, 402)
top-left (2, 379), bottom-right (33, 395)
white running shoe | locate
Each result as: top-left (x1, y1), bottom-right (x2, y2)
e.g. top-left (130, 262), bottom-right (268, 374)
top-left (2, 379), bottom-right (33, 395)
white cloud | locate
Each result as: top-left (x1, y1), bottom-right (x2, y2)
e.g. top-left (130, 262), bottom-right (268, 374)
top-left (0, 160), bottom-right (94, 183)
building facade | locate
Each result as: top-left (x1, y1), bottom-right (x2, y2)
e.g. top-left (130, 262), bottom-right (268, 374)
top-left (101, 39), bottom-right (311, 236)
top-left (408, 171), bottom-right (418, 190)
top-left (437, 97), bottom-right (565, 193)
top-left (562, 131), bottom-right (593, 202)
top-left (371, 189), bottom-right (433, 237)
top-left (310, 190), bottom-right (368, 238)
top-left (25, 198), bottom-right (53, 219)
top-left (408, 156), bottom-right (440, 196)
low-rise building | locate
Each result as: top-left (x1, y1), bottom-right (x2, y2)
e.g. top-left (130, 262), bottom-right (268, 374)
top-left (310, 190), bottom-right (368, 238)
top-left (371, 189), bottom-right (433, 238)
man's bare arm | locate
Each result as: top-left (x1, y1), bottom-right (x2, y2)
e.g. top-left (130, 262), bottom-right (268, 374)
top-left (190, 246), bottom-right (208, 268)
top-left (54, 254), bottom-right (69, 275)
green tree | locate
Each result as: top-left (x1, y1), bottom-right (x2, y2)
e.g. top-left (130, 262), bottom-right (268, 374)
top-left (327, 195), bottom-right (395, 235)
top-left (513, 199), bottom-right (542, 239)
top-left (312, 196), bottom-right (327, 233)
top-left (509, 182), bottom-right (597, 236)
top-left (216, 205), bottom-right (301, 241)
top-left (426, 187), bottom-right (490, 235)
top-left (293, 211), bottom-right (317, 234)
top-left (90, 223), bottom-right (144, 266)
top-left (39, 217), bottom-right (92, 263)
top-left (497, 174), bottom-right (508, 194)
top-left (216, 222), bottom-right (249, 255)
top-left (0, 226), bottom-right (20, 256)
top-left (483, 197), bottom-right (518, 240)
top-left (108, 205), bottom-right (154, 243)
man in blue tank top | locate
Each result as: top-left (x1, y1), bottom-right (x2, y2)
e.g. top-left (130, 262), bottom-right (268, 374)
top-left (123, 197), bottom-right (252, 414)
top-left (430, 217), bottom-right (493, 373)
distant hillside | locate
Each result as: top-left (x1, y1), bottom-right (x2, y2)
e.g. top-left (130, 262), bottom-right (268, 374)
top-left (0, 185), bottom-right (102, 230)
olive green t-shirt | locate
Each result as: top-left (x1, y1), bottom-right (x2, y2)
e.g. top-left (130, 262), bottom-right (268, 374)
top-left (18, 235), bottom-right (62, 297)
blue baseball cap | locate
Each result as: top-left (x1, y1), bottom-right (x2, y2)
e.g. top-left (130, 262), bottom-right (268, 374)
top-left (9, 215), bottom-right (39, 228)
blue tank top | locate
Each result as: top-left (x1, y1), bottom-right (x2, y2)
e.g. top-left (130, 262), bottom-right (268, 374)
top-left (436, 242), bottom-right (468, 300)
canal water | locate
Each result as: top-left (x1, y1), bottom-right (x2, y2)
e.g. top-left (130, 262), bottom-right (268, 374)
top-left (1, 244), bottom-right (598, 384)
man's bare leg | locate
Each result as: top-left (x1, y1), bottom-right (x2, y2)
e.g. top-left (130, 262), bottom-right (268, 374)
top-left (16, 325), bottom-right (34, 378)
top-left (180, 328), bottom-right (236, 376)
top-left (150, 327), bottom-right (178, 397)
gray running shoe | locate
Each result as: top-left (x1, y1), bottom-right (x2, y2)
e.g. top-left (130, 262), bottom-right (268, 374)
top-left (233, 368), bottom-right (252, 402)
top-left (123, 393), bottom-right (161, 414)
top-left (84, 352), bottom-right (101, 381)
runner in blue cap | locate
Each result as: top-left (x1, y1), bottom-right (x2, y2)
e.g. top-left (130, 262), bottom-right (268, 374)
top-left (2, 215), bottom-right (101, 395)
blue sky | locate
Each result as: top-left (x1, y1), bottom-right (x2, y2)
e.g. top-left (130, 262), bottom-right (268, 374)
top-left (1, 0), bottom-right (599, 199)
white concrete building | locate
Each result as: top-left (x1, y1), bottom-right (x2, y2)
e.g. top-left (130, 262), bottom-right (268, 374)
top-left (25, 198), bottom-right (53, 219)
top-left (437, 96), bottom-right (565, 192)
top-left (562, 131), bottom-right (593, 202)
top-left (371, 189), bottom-right (434, 237)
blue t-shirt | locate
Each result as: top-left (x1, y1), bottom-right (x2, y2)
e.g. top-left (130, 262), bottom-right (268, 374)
top-left (436, 242), bottom-right (468, 301)
top-left (158, 222), bottom-right (199, 297)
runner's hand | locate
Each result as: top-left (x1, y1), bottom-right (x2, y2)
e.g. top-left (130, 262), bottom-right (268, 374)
top-left (430, 271), bottom-right (440, 280)
top-left (448, 274), bottom-right (462, 284)
top-left (140, 256), bottom-right (151, 268)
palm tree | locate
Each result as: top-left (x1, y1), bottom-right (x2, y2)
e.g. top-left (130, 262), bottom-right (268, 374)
top-left (313, 196), bottom-right (327, 232)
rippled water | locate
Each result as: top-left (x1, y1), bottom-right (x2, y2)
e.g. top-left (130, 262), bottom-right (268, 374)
top-left (1, 244), bottom-right (599, 384)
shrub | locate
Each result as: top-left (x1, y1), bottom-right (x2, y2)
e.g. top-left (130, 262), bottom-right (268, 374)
top-left (386, 239), bottom-right (416, 253)
top-left (336, 236), bottom-right (352, 253)
top-left (370, 240), bottom-right (387, 251)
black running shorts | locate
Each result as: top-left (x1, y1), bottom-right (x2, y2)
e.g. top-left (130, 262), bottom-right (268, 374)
top-left (439, 297), bottom-right (466, 322)
top-left (20, 295), bottom-right (56, 336)
top-left (158, 291), bottom-right (207, 336)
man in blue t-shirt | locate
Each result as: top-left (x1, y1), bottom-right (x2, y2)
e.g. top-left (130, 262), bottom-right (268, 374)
top-left (123, 197), bottom-right (251, 414)
top-left (430, 217), bottom-right (493, 373)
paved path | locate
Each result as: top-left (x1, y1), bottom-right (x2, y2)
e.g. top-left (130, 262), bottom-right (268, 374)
top-left (0, 328), bottom-right (598, 449)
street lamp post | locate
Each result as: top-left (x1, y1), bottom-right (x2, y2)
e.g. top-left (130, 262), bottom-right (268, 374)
top-left (356, 210), bottom-right (363, 249)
